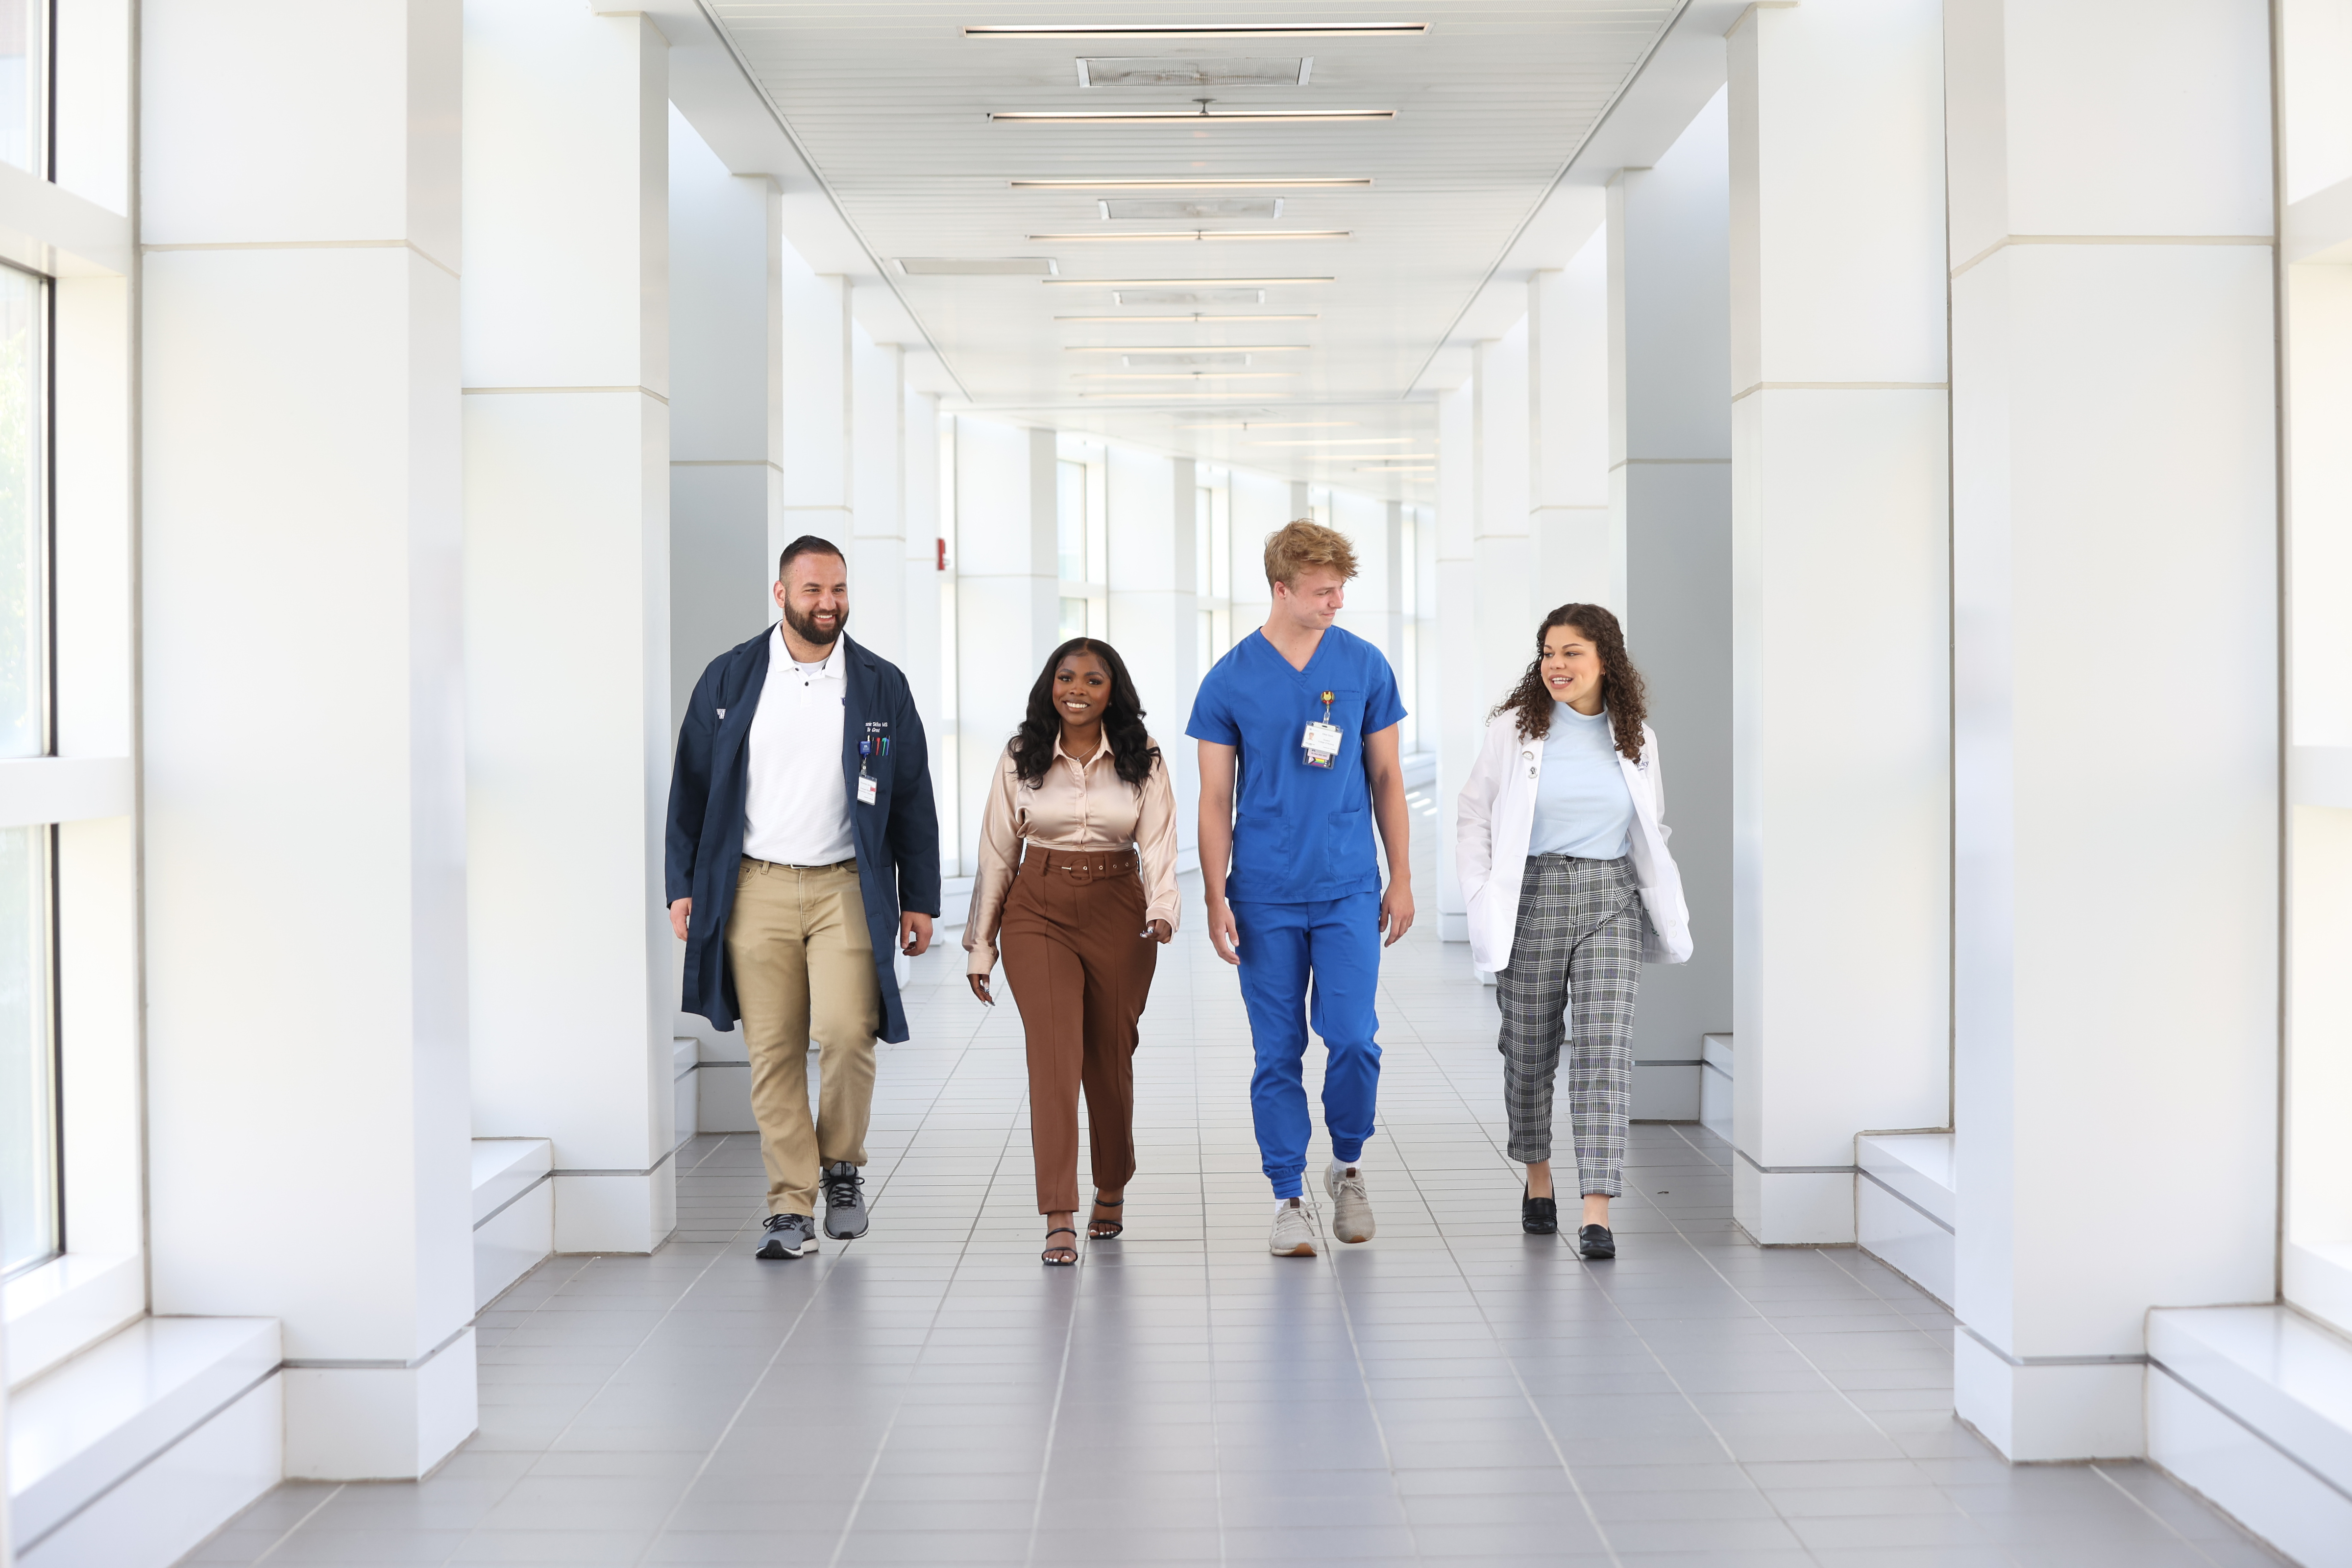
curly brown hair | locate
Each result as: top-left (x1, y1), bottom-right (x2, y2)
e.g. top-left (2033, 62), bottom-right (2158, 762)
top-left (1489, 603), bottom-right (1648, 761)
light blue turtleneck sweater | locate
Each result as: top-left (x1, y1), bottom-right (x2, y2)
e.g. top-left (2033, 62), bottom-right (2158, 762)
top-left (1527, 702), bottom-right (1634, 859)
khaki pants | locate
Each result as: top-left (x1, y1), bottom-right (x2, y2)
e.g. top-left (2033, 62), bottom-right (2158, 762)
top-left (724, 858), bottom-right (882, 1216)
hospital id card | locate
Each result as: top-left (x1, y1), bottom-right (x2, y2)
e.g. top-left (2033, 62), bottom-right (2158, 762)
top-left (858, 774), bottom-right (879, 805)
top-left (1301, 720), bottom-right (1342, 768)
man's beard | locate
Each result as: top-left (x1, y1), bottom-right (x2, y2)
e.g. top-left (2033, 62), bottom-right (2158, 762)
top-left (784, 602), bottom-right (847, 648)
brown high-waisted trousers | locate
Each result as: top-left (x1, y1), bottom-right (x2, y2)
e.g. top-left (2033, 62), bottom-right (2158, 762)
top-left (1000, 846), bottom-right (1158, 1215)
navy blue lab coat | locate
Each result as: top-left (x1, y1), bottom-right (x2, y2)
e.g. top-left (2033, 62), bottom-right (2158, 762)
top-left (664, 631), bottom-right (941, 1044)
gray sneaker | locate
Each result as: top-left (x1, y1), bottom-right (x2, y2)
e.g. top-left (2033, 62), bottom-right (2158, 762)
top-left (756, 1213), bottom-right (814, 1260)
top-left (1270, 1197), bottom-right (1321, 1257)
top-left (821, 1161), bottom-right (868, 1240)
top-left (1323, 1162), bottom-right (1376, 1244)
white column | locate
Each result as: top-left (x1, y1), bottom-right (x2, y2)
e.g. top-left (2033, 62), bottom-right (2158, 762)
top-left (1529, 233), bottom-right (1618, 617)
top-left (1435, 380), bottom-right (1477, 944)
top-left (1382, 500), bottom-right (1407, 679)
top-left (1610, 89), bottom-right (1735, 1117)
top-left (901, 388), bottom-right (948, 875)
top-left (1945, 0), bottom-right (2279, 1461)
top-left (1726, 0), bottom-right (1951, 1243)
top-left (1107, 450), bottom-right (1200, 854)
top-left (1330, 489), bottom-right (1392, 662)
top-left (954, 420), bottom-right (1057, 869)
top-left (852, 323), bottom-right (906, 662)
top-left (141, 0), bottom-right (474, 1477)
top-left (463, 0), bottom-right (675, 1253)
top-left (1472, 320), bottom-right (1532, 730)
top-left (778, 255), bottom-right (852, 583)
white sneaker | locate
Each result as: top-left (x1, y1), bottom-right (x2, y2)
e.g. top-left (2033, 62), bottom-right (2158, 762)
top-left (1323, 1163), bottom-right (1375, 1244)
top-left (1269, 1197), bottom-right (1320, 1257)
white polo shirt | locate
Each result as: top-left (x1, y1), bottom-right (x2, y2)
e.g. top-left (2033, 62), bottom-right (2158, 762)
top-left (741, 627), bottom-right (854, 866)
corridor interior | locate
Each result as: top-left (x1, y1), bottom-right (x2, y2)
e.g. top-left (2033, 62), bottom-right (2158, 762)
top-left (191, 841), bottom-right (2278, 1568)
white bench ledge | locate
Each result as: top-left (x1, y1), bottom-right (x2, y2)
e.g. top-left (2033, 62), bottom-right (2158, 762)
top-left (2150, 1304), bottom-right (2352, 1496)
top-left (470, 1138), bottom-right (552, 1227)
top-left (1858, 1132), bottom-right (1955, 1230)
top-left (6, 1315), bottom-right (280, 1547)
top-left (4, 1252), bottom-right (144, 1389)
top-left (1701, 1033), bottom-right (1732, 1073)
top-left (2287, 1241), bottom-right (2352, 1341)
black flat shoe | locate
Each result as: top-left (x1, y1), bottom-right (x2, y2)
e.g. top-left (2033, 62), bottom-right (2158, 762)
top-left (1578, 1224), bottom-right (1616, 1260)
top-left (1521, 1185), bottom-right (1558, 1234)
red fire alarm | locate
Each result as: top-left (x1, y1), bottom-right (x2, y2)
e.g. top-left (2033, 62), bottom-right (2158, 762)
top-left (935, 538), bottom-right (948, 571)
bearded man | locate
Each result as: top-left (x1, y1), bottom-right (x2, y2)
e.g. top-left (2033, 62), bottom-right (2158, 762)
top-left (664, 535), bottom-right (940, 1259)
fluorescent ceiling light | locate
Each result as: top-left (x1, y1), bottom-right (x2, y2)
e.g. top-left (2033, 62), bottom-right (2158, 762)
top-left (1073, 371), bottom-right (1299, 380)
top-left (1124, 354), bottom-right (1254, 367)
top-left (1027, 230), bottom-right (1348, 242)
top-left (1044, 277), bottom-right (1333, 287)
top-left (1178, 420), bottom-right (1357, 428)
top-left (1078, 57), bottom-right (1309, 87)
top-left (1011, 178), bottom-right (1372, 189)
top-left (991, 107), bottom-right (1393, 123)
top-left (966, 23), bottom-right (1428, 38)
top-left (1245, 437), bottom-right (1414, 445)
top-left (894, 256), bottom-right (1058, 275)
top-left (1065, 344), bottom-right (1309, 353)
top-left (1054, 314), bottom-right (1320, 322)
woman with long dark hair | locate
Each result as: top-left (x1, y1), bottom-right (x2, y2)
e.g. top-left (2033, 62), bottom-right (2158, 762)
top-left (1456, 605), bottom-right (1691, 1259)
top-left (964, 638), bottom-right (1179, 1265)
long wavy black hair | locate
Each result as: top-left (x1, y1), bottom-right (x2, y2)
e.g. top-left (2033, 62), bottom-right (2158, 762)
top-left (1490, 603), bottom-right (1648, 762)
top-left (1010, 637), bottom-right (1161, 789)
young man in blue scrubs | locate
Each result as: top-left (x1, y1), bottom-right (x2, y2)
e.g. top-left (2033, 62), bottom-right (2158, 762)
top-left (1190, 520), bottom-right (1416, 1257)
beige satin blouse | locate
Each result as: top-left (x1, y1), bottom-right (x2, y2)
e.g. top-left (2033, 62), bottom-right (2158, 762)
top-left (963, 734), bottom-right (1181, 975)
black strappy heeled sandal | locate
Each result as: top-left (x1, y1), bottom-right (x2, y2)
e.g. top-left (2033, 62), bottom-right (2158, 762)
top-left (1041, 1226), bottom-right (1079, 1266)
top-left (1088, 1195), bottom-right (1125, 1240)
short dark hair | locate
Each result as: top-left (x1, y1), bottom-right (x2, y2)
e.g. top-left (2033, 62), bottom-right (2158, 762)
top-left (778, 535), bottom-right (845, 581)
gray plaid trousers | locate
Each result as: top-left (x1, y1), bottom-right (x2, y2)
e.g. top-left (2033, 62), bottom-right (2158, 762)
top-left (1494, 855), bottom-right (1642, 1195)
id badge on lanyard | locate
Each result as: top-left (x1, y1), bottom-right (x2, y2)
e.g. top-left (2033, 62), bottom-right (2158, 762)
top-left (1301, 690), bottom-right (1342, 769)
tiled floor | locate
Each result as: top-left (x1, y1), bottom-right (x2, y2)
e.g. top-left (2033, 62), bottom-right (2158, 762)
top-left (191, 846), bottom-right (2282, 1567)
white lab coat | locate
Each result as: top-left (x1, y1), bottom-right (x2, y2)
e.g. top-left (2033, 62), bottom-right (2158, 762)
top-left (1454, 712), bottom-right (1693, 974)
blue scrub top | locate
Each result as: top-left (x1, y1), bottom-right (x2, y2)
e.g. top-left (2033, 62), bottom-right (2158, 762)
top-left (1187, 625), bottom-right (1408, 905)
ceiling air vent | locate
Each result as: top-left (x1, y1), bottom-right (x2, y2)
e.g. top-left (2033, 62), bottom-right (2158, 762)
top-left (893, 257), bottom-right (1059, 276)
top-left (1113, 287), bottom-right (1265, 305)
top-left (1077, 56), bottom-right (1312, 87)
top-left (1102, 197), bottom-right (1282, 220)
top-left (1122, 352), bottom-right (1253, 368)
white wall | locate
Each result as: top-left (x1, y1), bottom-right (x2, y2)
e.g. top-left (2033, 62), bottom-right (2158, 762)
top-left (1529, 231), bottom-right (1617, 617)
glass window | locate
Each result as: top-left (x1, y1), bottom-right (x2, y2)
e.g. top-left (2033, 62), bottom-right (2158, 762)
top-left (1059, 596), bottom-right (1087, 641)
top-left (0, 0), bottom-right (45, 176)
top-left (1056, 459), bottom-right (1086, 584)
top-left (1195, 488), bottom-right (1211, 592)
top-left (1198, 609), bottom-right (1213, 674)
top-left (0, 263), bottom-right (44, 759)
top-left (0, 825), bottom-right (55, 1275)
top-left (1210, 485), bottom-right (1230, 599)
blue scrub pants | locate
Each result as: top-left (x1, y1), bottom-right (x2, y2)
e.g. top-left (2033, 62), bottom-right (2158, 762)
top-left (1231, 892), bottom-right (1384, 1198)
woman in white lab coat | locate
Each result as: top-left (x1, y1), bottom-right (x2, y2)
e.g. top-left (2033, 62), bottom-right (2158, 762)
top-left (1455, 603), bottom-right (1690, 1259)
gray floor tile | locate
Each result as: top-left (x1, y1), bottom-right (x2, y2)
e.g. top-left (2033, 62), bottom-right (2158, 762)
top-left (182, 862), bottom-right (2281, 1568)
